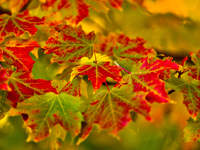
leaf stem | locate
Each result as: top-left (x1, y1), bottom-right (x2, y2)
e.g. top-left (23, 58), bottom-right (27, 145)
top-left (114, 61), bottom-right (131, 74)
top-left (105, 82), bottom-right (110, 92)
top-left (58, 82), bottom-right (69, 94)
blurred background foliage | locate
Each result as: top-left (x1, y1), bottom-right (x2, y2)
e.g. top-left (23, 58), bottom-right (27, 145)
top-left (1, 0), bottom-right (200, 149)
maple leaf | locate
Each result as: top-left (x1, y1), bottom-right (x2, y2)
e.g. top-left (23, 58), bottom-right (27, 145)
top-left (183, 113), bottom-right (200, 142)
top-left (10, 92), bottom-right (83, 142)
top-left (94, 33), bottom-right (157, 73)
top-left (0, 10), bottom-right (44, 43)
top-left (7, 70), bottom-right (56, 105)
top-left (121, 58), bottom-right (180, 103)
top-left (189, 51), bottom-right (200, 80)
top-left (0, 38), bottom-right (40, 71)
top-left (94, 33), bottom-right (156, 61)
top-left (0, 0), bottom-right (30, 13)
top-left (77, 84), bottom-right (151, 144)
top-left (165, 76), bottom-right (200, 117)
top-left (164, 51), bottom-right (200, 117)
top-left (71, 61), bottom-right (122, 92)
top-left (0, 69), bottom-right (11, 91)
top-left (43, 24), bottom-right (95, 65)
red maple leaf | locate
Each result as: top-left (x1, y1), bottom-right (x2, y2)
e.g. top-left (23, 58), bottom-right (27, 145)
top-left (121, 58), bottom-right (180, 103)
top-left (0, 38), bottom-right (40, 71)
top-left (71, 61), bottom-right (122, 92)
top-left (0, 10), bottom-right (44, 43)
top-left (7, 70), bottom-right (56, 106)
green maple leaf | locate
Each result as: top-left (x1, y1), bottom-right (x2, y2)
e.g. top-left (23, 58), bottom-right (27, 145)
top-left (11, 92), bottom-right (83, 142)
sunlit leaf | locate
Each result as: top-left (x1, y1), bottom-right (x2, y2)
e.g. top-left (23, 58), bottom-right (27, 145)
top-left (71, 61), bottom-right (122, 92)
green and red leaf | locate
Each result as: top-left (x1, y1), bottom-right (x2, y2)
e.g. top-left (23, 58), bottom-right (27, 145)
top-left (51, 77), bottom-right (81, 96)
top-left (166, 77), bottom-right (200, 117)
top-left (43, 24), bottom-right (95, 65)
top-left (10, 92), bottom-right (83, 142)
top-left (78, 84), bottom-right (151, 144)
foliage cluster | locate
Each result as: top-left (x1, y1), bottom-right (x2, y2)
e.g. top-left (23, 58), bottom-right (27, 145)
top-left (0, 0), bottom-right (200, 149)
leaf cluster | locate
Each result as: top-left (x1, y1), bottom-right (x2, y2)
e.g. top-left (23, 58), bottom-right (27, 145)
top-left (0, 0), bottom-right (200, 149)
